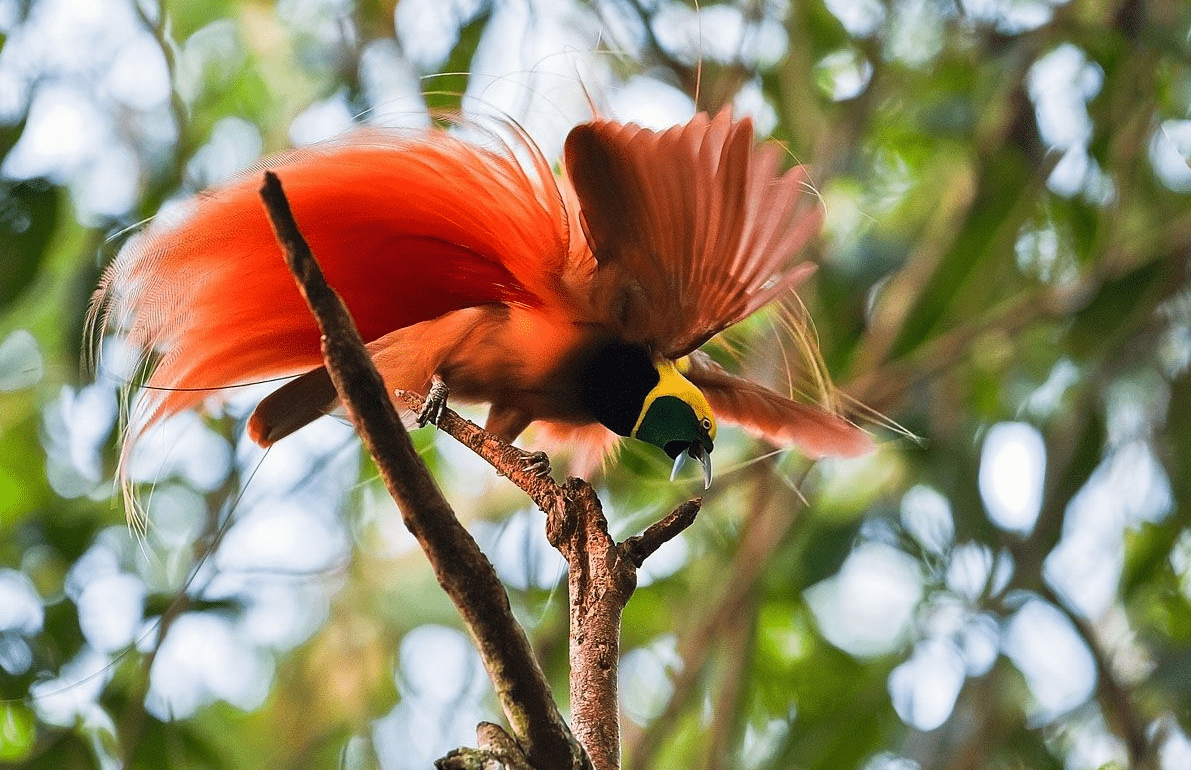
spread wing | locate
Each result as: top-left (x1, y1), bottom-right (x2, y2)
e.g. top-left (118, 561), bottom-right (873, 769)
top-left (563, 109), bottom-right (822, 359)
top-left (684, 352), bottom-right (872, 458)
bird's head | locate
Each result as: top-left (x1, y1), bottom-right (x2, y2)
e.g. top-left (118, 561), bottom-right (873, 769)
top-left (575, 342), bottom-right (717, 486)
top-left (631, 358), bottom-right (717, 488)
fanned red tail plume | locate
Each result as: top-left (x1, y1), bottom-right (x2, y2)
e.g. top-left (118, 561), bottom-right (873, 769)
top-left (90, 127), bottom-right (574, 438)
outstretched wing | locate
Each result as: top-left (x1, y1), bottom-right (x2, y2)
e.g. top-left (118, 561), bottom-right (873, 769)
top-left (685, 352), bottom-right (872, 459)
top-left (92, 125), bottom-right (572, 432)
top-left (563, 109), bottom-right (822, 359)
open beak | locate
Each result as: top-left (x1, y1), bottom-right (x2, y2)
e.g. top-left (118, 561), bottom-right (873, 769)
top-left (669, 444), bottom-right (713, 489)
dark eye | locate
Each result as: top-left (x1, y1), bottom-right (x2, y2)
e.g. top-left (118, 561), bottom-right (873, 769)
top-left (700, 417), bottom-right (712, 431)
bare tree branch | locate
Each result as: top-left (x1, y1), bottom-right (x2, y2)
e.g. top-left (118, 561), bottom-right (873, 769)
top-left (394, 388), bottom-right (703, 770)
top-left (259, 171), bottom-right (586, 770)
top-left (623, 500), bottom-right (702, 567)
top-left (437, 722), bottom-right (536, 770)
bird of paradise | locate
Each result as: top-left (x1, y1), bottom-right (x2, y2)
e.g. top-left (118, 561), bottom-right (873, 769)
top-left (90, 109), bottom-right (871, 491)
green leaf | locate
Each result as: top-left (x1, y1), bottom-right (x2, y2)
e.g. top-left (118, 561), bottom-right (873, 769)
top-left (23, 730), bottom-right (98, 770)
top-left (888, 146), bottom-right (1037, 359)
top-left (0, 112), bottom-right (28, 162)
top-left (422, 3), bottom-right (492, 116)
top-left (0, 702), bottom-right (35, 761)
top-left (0, 177), bottom-right (61, 311)
top-left (1068, 259), bottom-right (1166, 359)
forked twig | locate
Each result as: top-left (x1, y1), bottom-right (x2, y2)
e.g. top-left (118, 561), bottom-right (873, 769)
top-left (393, 387), bottom-right (702, 770)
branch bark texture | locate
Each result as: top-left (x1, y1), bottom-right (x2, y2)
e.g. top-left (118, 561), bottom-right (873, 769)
top-left (259, 171), bottom-right (584, 770)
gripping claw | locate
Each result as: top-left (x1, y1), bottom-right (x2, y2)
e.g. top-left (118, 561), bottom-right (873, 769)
top-left (519, 450), bottom-right (552, 478)
top-left (417, 376), bottom-right (449, 427)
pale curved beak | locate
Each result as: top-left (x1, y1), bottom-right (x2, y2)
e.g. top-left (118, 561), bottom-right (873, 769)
top-left (670, 445), bottom-right (713, 489)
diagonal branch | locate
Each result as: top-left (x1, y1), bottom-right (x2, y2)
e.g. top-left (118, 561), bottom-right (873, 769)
top-left (259, 171), bottom-right (586, 770)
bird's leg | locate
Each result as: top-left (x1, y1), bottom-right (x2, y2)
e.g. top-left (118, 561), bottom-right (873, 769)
top-left (484, 405), bottom-right (552, 479)
top-left (417, 375), bottom-right (449, 427)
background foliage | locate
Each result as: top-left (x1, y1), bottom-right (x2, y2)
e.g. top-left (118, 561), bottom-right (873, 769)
top-left (1, 0), bottom-right (1190, 768)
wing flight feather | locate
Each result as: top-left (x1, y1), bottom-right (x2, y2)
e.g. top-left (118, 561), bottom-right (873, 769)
top-left (685, 352), bottom-right (872, 459)
top-left (564, 109), bottom-right (823, 358)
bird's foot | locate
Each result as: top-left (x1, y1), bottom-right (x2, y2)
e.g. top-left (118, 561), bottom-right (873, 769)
top-left (517, 450), bottom-right (552, 478)
top-left (417, 376), bottom-right (449, 428)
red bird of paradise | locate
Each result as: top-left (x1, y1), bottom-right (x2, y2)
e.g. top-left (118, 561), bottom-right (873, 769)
top-left (92, 109), bottom-right (871, 488)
